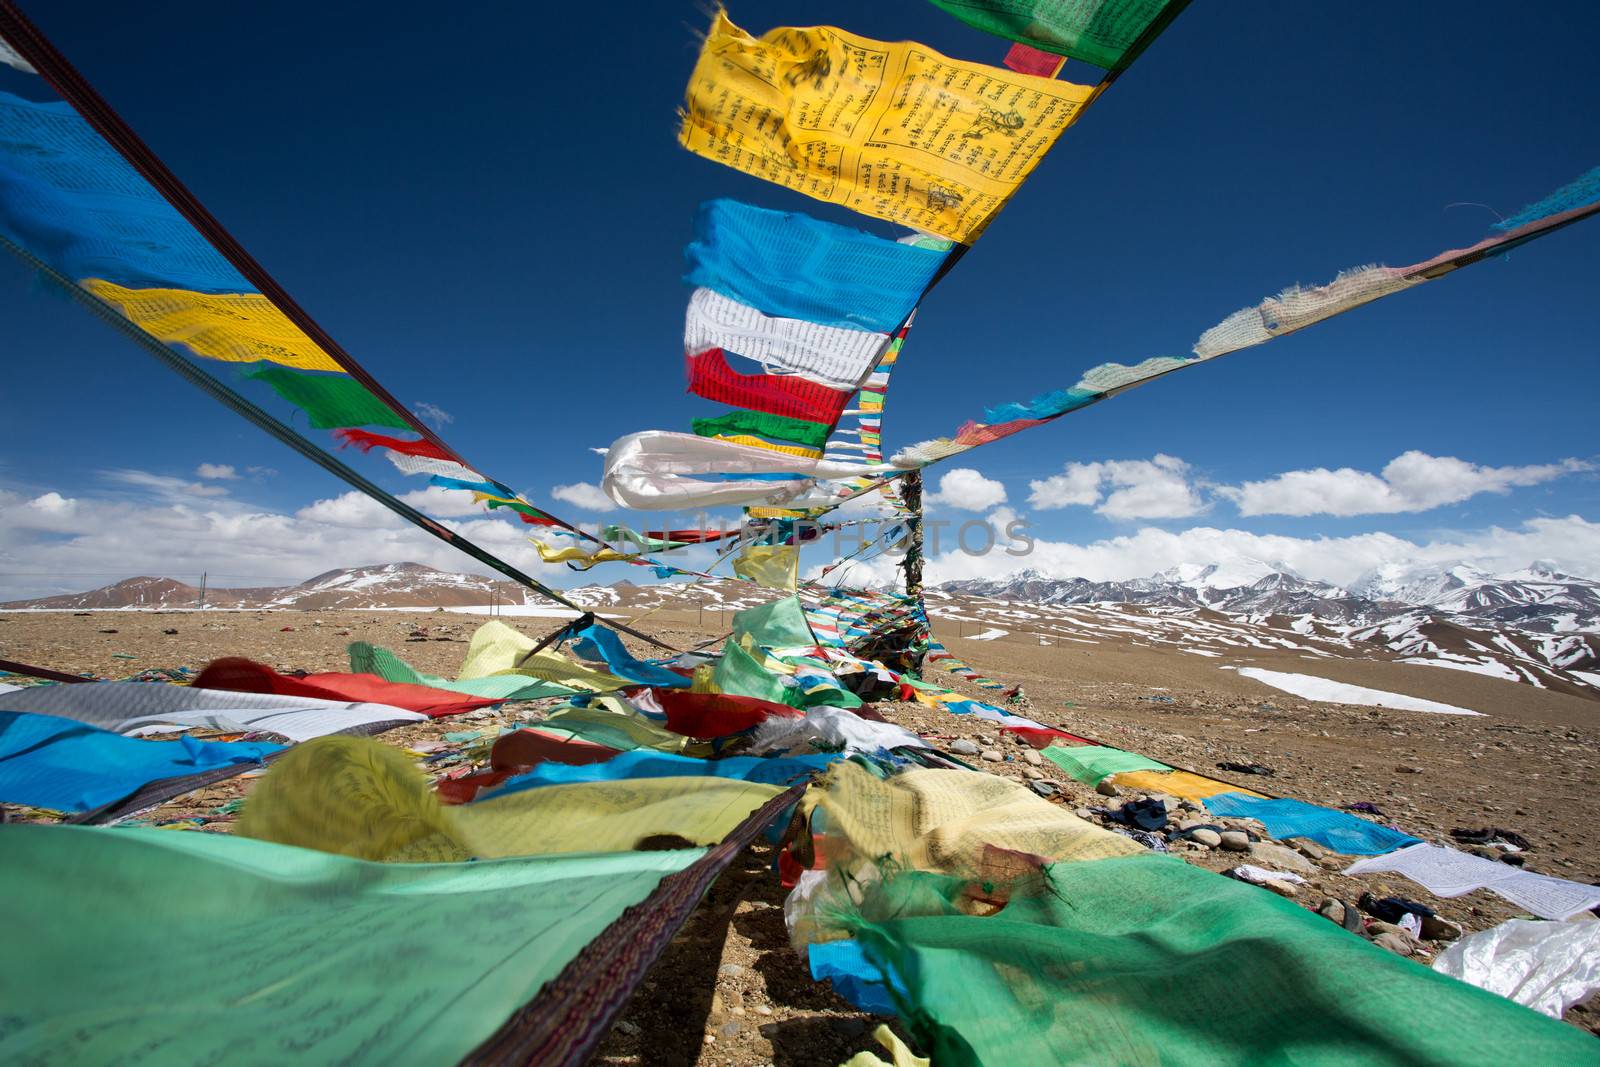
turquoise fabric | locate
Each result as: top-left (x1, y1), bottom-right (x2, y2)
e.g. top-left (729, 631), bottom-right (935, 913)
top-left (1202, 793), bottom-right (1420, 856)
top-left (0, 92), bottom-right (249, 292)
top-left (0, 711), bottom-right (281, 812)
top-left (685, 199), bottom-right (943, 333)
top-left (0, 825), bottom-right (701, 1064)
top-left (485, 749), bottom-right (837, 799)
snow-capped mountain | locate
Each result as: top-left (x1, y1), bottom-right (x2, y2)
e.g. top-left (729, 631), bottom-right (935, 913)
top-left (0, 563), bottom-right (548, 611)
top-left (937, 562), bottom-right (1600, 698)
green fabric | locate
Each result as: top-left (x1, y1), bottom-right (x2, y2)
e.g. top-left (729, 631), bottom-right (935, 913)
top-left (925, 0), bottom-right (1178, 70)
top-left (1041, 743), bottom-right (1168, 784)
top-left (714, 638), bottom-right (794, 705)
top-left (0, 824), bottom-right (701, 1065)
top-left (693, 409), bottom-right (832, 449)
top-left (243, 365), bottom-right (411, 429)
top-left (733, 595), bottom-right (819, 650)
top-left (348, 641), bottom-right (576, 701)
top-left (839, 854), bottom-right (1598, 1066)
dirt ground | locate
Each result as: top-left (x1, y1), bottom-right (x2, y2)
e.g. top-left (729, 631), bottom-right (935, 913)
top-left (3, 607), bottom-right (1597, 1060)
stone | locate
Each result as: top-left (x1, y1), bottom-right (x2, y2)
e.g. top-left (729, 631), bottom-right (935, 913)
top-left (1190, 828), bottom-right (1222, 848)
top-left (718, 963), bottom-right (744, 978)
top-left (1263, 880), bottom-right (1300, 898)
top-left (1291, 838), bottom-right (1328, 861)
top-left (1096, 779), bottom-right (1121, 797)
top-left (1074, 807), bottom-right (1094, 820)
top-left (719, 1022), bottom-right (742, 1038)
top-left (1028, 780), bottom-right (1060, 798)
top-left (1023, 766), bottom-right (1044, 780)
top-left (981, 749), bottom-right (1004, 762)
top-left (1023, 749), bottom-right (1043, 766)
top-left (950, 739), bottom-right (981, 756)
top-left (1394, 765), bottom-right (1423, 774)
top-left (1219, 830), bottom-right (1251, 852)
top-left (755, 1004), bottom-right (773, 1016)
top-left (1250, 842), bottom-right (1316, 874)
top-left (616, 1020), bottom-right (642, 1036)
top-left (1420, 915), bottom-right (1463, 941)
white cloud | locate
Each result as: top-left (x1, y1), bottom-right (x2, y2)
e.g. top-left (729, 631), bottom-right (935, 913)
top-left (0, 480), bottom-right (560, 601)
top-left (838, 515), bottom-right (1600, 589)
top-left (550, 482), bottom-right (615, 512)
top-left (397, 484), bottom-right (489, 517)
top-left (1218, 451), bottom-right (1591, 517)
top-left (589, 447), bottom-right (610, 456)
top-left (412, 401), bottom-right (454, 428)
top-left (102, 468), bottom-right (229, 499)
top-left (1028, 454), bottom-right (1203, 520)
top-left (925, 468), bottom-right (1007, 512)
top-left (195, 463), bottom-right (239, 480)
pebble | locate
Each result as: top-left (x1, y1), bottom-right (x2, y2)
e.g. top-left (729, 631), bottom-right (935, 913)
top-left (1250, 842), bottom-right (1315, 874)
top-left (1190, 828), bottom-right (1222, 848)
top-left (718, 963), bottom-right (744, 977)
top-left (1219, 830), bottom-right (1251, 852)
top-left (755, 1004), bottom-right (773, 1016)
top-left (1023, 766), bottom-right (1044, 780)
top-left (1292, 839), bottom-right (1328, 861)
top-left (1263, 880), bottom-right (1300, 898)
top-left (616, 1020), bottom-right (641, 1036)
top-left (1096, 780), bottom-right (1121, 797)
top-left (719, 1021), bottom-right (741, 1038)
top-left (981, 749), bottom-right (1004, 762)
top-left (1023, 749), bottom-right (1043, 766)
top-left (1028, 780), bottom-right (1059, 798)
top-left (1369, 930), bottom-right (1415, 957)
top-left (950, 739), bottom-right (981, 756)
top-left (1074, 807), bottom-right (1094, 819)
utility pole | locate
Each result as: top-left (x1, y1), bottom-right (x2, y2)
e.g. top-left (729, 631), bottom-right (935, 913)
top-left (899, 471), bottom-right (923, 600)
top-left (197, 571), bottom-right (206, 611)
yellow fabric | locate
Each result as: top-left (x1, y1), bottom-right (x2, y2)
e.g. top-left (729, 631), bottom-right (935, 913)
top-left (680, 12), bottom-right (1092, 242)
top-left (239, 736), bottom-right (780, 862)
top-left (806, 763), bottom-right (1142, 875)
top-left (1110, 769), bottom-right (1269, 801)
top-left (82, 279), bottom-right (343, 372)
top-left (733, 543), bottom-right (799, 591)
top-left (713, 434), bottom-right (823, 459)
top-left (747, 507), bottom-right (808, 519)
top-left (456, 620), bottom-right (626, 691)
top-left (534, 541), bottom-right (635, 566)
top-left (841, 1026), bottom-right (930, 1067)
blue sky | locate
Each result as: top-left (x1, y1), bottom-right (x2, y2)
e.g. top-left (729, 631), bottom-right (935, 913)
top-left (2, 0), bottom-right (1597, 598)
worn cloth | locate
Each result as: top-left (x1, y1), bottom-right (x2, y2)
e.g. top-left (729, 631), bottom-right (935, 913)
top-left (680, 13), bottom-right (1092, 242)
top-left (836, 854), bottom-right (1598, 1066)
top-left (1040, 743), bottom-right (1168, 784)
top-left (685, 198), bottom-right (943, 333)
top-left (733, 543), bottom-right (800, 591)
top-left (693, 409), bottom-right (834, 450)
top-left (926, 0), bottom-right (1180, 70)
top-left (347, 642), bottom-right (574, 701)
top-left (1205, 792), bottom-right (1419, 856)
top-left (0, 678), bottom-right (425, 741)
top-left (487, 748), bottom-right (836, 798)
top-left (685, 287), bottom-right (887, 389)
top-left (237, 735), bottom-right (781, 862)
top-left (192, 657), bottom-right (500, 717)
top-left (243, 365), bottom-right (411, 429)
top-left (0, 823), bottom-right (701, 1065)
top-left (687, 347), bottom-right (854, 424)
top-left (0, 710), bottom-right (281, 812)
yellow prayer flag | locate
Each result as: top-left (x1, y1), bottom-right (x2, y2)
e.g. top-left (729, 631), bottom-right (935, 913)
top-left (733, 543), bottom-right (799, 591)
top-left (680, 11), bottom-right (1093, 242)
top-left (82, 279), bottom-right (343, 372)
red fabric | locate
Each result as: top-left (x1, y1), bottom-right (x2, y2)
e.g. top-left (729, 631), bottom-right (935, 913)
top-left (489, 727), bottom-right (622, 771)
top-left (954, 416), bottom-right (1051, 448)
top-left (1003, 42), bottom-right (1064, 78)
top-left (652, 689), bottom-right (801, 738)
top-left (643, 529), bottom-right (740, 543)
top-left (1003, 725), bottom-right (1096, 748)
top-left (686, 348), bottom-right (852, 424)
top-left (332, 428), bottom-right (455, 460)
top-left (431, 727), bottom-right (625, 803)
top-left (191, 657), bottom-right (500, 718)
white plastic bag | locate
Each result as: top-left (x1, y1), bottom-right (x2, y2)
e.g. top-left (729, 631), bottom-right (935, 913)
top-left (1433, 917), bottom-right (1600, 1018)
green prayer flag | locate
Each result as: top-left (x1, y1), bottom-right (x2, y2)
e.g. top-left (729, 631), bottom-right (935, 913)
top-left (348, 642), bottom-right (576, 701)
top-left (714, 638), bottom-right (794, 705)
top-left (244, 365), bottom-right (412, 429)
top-left (732, 595), bottom-right (818, 650)
top-left (839, 854), bottom-right (1598, 1066)
top-left (693, 409), bottom-right (833, 450)
top-left (0, 825), bottom-right (701, 1065)
top-left (1040, 742), bottom-right (1168, 784)
top-left (925, 0), bottom-right (1180, 71)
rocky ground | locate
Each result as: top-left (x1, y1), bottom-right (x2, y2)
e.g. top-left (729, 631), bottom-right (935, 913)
top-left (2, 607), bottom-right (1596, 1062)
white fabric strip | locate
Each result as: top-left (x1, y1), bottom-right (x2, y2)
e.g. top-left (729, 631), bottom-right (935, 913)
top-left (685, 288), bottom-right (889, 390)
top-left (1, 681), bottom-right (427, 742)
top-left (0, 37), bottom-right (37, 74)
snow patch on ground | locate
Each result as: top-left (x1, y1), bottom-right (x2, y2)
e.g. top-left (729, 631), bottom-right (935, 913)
top-left (966, 628), bottom-right (1009, 641)
top-left (1229, 667), bottom-right (1482, 716)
